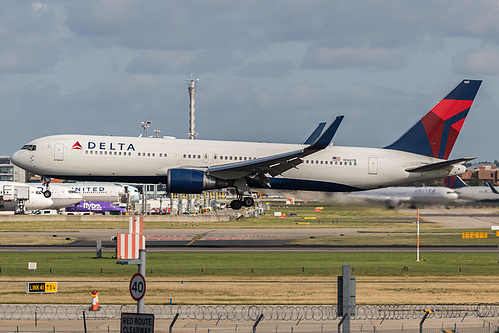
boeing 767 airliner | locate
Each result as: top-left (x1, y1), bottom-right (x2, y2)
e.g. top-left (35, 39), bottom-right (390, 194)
top-left (11, 80), bottom-right (482, 209)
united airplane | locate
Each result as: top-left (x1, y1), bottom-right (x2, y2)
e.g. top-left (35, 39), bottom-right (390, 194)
top-left (444, 176), bottom-right (499, 202)
top-left (39, 182), bottom-right (140, 203)
top-left (0, 181), bottom-right (53, 213)
top-left (344, 186), bottom-right (458, 208)
top-left (11, 80), bottom-right (481, 210)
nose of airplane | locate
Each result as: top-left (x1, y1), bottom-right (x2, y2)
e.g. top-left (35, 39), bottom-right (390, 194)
top-left (10, 150), bottom-right (19, 166)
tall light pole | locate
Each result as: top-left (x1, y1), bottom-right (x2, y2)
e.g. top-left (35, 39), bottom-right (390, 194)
top-left (141, 121), bottom-right (151, 137)
top-left (186, 76), bottom-right (199, 140)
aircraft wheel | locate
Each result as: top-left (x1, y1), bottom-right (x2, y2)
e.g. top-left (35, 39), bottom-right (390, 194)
top-left (230, 200), bottom-right (243, 210)
top-left (43, 190), bottom-right (52, 198)
top-left (243, 197), bottom-right (254, 207)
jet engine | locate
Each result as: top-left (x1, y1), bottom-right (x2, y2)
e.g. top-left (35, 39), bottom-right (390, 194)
top-left (166, 169), bottom-right (229, 194)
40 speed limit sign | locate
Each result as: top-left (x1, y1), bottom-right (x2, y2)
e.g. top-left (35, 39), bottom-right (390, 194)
top-left (129, 273), bottom-right (146, 301)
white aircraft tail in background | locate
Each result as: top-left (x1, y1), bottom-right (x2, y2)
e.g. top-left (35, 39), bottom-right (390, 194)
top-left (444, 176), bottom-right (499, 202)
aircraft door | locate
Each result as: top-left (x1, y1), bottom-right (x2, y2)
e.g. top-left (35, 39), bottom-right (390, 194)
top-left (368, 157), bottom-right (378, 175)
top-left (54, 143), bottom-right (64, 161)
top-left (2, 185), bottom-right (13, 200)
top-left (203, 153), bottom-right (209, 163)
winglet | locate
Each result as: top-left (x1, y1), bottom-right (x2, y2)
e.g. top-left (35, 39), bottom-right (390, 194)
top-left (302, 122), bottom-right (327, 145)
top-left (307, 116), bottom-right (344, 151)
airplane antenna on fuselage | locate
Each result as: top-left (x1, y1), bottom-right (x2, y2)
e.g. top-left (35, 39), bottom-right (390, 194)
top-left (186, 74), bottom-right (199, 140)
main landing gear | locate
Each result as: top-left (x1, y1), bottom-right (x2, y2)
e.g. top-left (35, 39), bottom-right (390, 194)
top-left (229, 189), bottom-right (254, 210)
top-left (41, 176), bottom-right (52, 198)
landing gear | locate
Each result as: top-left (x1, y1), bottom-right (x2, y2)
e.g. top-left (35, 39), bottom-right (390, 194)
top-left (230, 200), bottom-right (243, 210)
top-left (229, 188), bottom-right (255, 210)
top-left (243, 196), bottom-right (254, 207)
top-left (42, 176), bottom-right (52, 198)
top-left (15, 200), bottom-right (26, 215)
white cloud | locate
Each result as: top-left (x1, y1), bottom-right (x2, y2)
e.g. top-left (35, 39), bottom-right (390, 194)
top-left (453, 49), bottom-right (499, 75)
top-left (302, 46), bottom-right (407, 70)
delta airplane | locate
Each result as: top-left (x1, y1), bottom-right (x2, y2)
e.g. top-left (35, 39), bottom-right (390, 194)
top-left (0, 181), bottom-right (53, 213)
top-left (444, 176), bottom-right (499, 202)
top-left (11, 80), bottom-right (481, 210)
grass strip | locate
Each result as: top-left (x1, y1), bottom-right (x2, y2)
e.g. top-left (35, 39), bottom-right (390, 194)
top-left (1, 252), bottom-right (498, 280)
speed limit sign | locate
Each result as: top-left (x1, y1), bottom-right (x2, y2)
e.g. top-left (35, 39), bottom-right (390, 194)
top-left (129, 273), bottom-right (146, 301)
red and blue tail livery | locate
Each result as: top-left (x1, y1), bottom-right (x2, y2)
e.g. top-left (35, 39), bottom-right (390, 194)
top-left (444, 175), bottom-right (468, 189)
top-left (385, 80), bottom-right (482, 159)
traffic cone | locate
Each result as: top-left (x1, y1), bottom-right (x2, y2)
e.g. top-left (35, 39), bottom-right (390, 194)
top-left (90, 290), bottom-right (100, 311)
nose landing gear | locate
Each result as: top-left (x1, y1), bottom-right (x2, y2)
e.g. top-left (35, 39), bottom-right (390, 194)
top-left (42, 176), bottom-right (52, 198)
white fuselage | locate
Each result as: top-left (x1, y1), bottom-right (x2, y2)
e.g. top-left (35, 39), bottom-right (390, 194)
top-left (11, 134), bottom-right (467, 192)
top-left (0, 181), bottom-right (54, 211)
top-left (45, 183), bottom-right (123, 202)
top-left (346, 187), bottom-right (459, 206)
top-left (454, 187), bottom-right (499, 202)
top-left (33, 184), bottom-right (83, 209)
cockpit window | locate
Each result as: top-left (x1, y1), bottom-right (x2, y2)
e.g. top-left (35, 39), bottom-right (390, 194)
top-left (21, 145), bottom-right (36, 151)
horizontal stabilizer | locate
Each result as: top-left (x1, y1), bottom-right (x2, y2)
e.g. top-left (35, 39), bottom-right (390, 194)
top-left (406, 157), bottom-right (474, 173)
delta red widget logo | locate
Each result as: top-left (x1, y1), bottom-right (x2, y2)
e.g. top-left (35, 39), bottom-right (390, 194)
top-left (72, 141), bottom-right (83, 150)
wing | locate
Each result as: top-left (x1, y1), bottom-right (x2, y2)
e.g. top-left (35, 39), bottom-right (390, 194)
top-left (206, 116), bottom-right (344, 186)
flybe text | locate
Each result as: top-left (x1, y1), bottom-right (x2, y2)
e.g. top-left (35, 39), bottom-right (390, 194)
top-left (88, 142), bottom-right (135, 151)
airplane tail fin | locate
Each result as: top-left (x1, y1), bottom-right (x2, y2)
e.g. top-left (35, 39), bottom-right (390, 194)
top-left (486, 182), bottom-right (499, 194)
top-left (384, 80), bottom-right (482, 159)
top-left (444, 176), bottom-right (469, 189)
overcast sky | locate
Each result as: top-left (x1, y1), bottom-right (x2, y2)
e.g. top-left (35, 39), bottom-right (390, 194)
top-left (1, 1), bottom-right (499, 162)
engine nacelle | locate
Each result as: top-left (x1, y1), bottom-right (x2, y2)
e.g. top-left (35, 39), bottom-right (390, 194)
top-left (166, 169), bottom-right (229, 194)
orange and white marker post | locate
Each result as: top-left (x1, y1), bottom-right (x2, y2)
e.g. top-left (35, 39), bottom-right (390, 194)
top-left (416, 208), bottom-right (420, 262)
top-left (90, 290), bottom-right (100, 311)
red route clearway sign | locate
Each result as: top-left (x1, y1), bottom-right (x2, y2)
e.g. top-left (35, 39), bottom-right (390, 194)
top-left (120, 313), bottom-right (154, 333)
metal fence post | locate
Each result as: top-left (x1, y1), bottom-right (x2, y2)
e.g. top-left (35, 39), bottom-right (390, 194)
top-left (169, 313), bottom-right (179, 333)
top-left (252, 314), bottom-right (263, 333)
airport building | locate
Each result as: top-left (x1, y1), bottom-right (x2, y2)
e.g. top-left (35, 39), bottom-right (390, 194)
top-left (461, 165), bottom-right (499, 185)
top-left (0, 155), bottom-right (26, 182)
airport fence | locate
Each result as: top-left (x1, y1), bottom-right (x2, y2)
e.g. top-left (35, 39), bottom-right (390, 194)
top-left (1, 303), bottom-right (499, 321)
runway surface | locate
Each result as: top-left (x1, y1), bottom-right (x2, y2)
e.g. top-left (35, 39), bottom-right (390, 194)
top-left (1, 206), bottom-right (498, 252)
